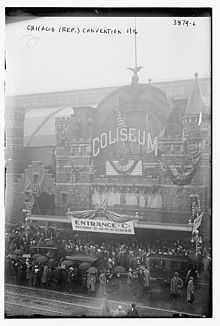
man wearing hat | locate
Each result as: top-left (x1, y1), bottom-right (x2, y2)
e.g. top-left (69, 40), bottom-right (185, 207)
top-left (127, 268), bottom-right (133, 287)
top-left (99, 271), bottom-right (107, 296)
top-left (187, 276), bottom-right (195, 304)
top-left (170, 272), bottom-right (183, 299)
top-left (101, 295), bottom-right (112, 316)
top-left (143, 266), bottom-right (150, 290)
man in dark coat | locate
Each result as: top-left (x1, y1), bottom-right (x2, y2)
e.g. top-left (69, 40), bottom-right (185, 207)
top-left (170, 272), bottom-right (183, 299)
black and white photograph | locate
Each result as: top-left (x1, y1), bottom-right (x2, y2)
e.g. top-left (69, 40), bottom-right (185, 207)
top-left (4, 7), bottom-right (212, 318)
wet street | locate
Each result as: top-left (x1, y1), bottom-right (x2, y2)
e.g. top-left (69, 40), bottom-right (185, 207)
top-left (5, 280), bottom-right (210, 317)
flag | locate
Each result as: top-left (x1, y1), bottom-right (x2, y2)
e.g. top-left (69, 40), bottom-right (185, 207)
top-left (193, 212), bottom-right (203, 233)
top-left (100, 199), bottom-right (107, 210)
top-left (145, 113), bottom-right (151, 132)
top-left (198, 112), bottom-right (202, 126)
top-left (115, 109), bottom-right (127, 129)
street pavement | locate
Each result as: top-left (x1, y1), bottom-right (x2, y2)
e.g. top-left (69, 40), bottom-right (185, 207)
top-left (5, 281), bottom-right (210, 317)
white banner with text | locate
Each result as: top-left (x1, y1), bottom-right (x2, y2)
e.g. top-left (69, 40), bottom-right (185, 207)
top-left (71, 218), bottom-right (135, 235)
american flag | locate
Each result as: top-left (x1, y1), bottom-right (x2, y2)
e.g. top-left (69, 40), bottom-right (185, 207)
top-left (193, 212), bottom-right (203, 233)
top-left (115, 109), bottom-right (127, 129)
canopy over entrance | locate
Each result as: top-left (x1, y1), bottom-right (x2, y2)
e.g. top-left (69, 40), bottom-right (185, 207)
top-left (28, 214), bottom-right (193, 233)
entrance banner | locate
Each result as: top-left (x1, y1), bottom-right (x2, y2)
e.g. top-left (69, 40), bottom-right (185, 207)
top-left (71, 217), bottom-right (135, 235)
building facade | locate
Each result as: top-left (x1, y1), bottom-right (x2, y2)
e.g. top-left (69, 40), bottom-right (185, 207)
top-left (5, 73), bottom-right (211, 239)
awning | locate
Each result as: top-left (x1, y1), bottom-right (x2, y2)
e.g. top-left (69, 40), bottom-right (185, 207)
top-left (135, 222), bottom-right (192, 232)
top-left (28, 215), bottom-right (192, 232)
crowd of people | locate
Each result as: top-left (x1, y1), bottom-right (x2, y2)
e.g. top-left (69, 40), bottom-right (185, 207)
top-left (6, 221), bottom-right (209, 261)
top-left (5, 221), bottom-right (211, 306)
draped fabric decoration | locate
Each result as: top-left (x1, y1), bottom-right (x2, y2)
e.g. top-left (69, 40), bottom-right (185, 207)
top-left (106, 160), bottom-right (142, 176)
top-left (192, 212), bottom-right (203, 233)
top-left (104, 209), bottom-right (136, 223)
top-left (68, 210), bottom-right (97, 220)
top-left (115, 108), bottom-right (127, 129)
top-left (68, 205), bottom-right (138, 223)
top-left (160, 150), bottom-right (201, 185)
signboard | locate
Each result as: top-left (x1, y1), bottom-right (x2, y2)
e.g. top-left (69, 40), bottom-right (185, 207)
top-left (92, 128), bottom-right (158, 157)
top-left (71, 217), bottom-right (135, 235)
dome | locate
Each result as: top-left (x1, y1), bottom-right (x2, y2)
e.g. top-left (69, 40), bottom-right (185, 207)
top-left (95, 82), bottom-right (170, 138)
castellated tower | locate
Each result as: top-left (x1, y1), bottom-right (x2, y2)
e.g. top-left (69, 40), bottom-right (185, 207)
top-left (182, 73), bottom-right (210, 191)
top-left (182, 73), bottom-right (211, 239)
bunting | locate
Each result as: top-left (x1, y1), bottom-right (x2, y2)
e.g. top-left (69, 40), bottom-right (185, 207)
top-left (159, 151), bottom-right (201, 185)
top-left (106, 160), bottom-right (142, 176)
top-left (192, 212), bottom-right (203, 233)
top-left (67, 206), bottom-right (138, 223)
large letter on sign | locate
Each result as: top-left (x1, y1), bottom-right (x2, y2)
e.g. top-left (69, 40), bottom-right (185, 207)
top-left (92, 137), bottom-right (100, 157)
top-left (147, 133), bottom-right (158, 156)
top-left (100, 132), bottom-right (108, 149)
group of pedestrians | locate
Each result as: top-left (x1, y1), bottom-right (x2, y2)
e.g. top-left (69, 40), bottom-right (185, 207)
top-left (170, 269), bottom-right (199, 304)
top-left (5, 221), bottom-right (210, 308)
top-left (6, 221), bottom-right (210, 272)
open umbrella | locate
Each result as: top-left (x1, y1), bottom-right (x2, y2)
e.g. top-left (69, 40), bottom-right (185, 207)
top-left (45, 240), bottom-right (56, 246)
top-left (114, 266), bottom-right (126, 273)
top-left (65, 255), bottom-right (97, 263)
top-left (22, 254), bottom-right (31, 258)
top-left (15, 249), bottom-right (23, 255)
top-left (32, 253), bottom-right (41, 259)
top-left (46, 250), bottom-right (56, 258)
top-left (61, 260), bottom-right (74, 267)
top-left (35, 255), bottom-right (48, 264)
top-left (7, 254), bottom-right (17, 260)
top-left (79, 262), bottom-right (91, 271)
top-left (87, 266), bottom-right (98, 274)
top-left (48, 258), bottom-right (57, 267)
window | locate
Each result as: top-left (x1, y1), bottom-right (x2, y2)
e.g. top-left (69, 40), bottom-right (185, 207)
top-left (33, 174), bottom-right (39, 184)
top-left (62, 193), bottom-right (68, 205)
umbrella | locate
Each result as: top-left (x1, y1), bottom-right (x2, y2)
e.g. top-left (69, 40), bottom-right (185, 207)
top-left (114, 266), bottom-right (126, 273)
top-left (32, 253), bottom-right (41, 259)
top-left (45, 240), bottom-right (56, 246)
top-left (79, 262), bottom-right (91, 271)
top-left (48, 258), bottom-right (57, 267)
top-left (35, 255), bottom-right (48, 264)
top-left (22, 254), bottom-right (31, 258)
top-left (7, 254), bottom-right (17, 259)
top-left (65, 255), bottom-right (97, 263)
top-left (87, 266), bottom-right (98, 274)
top-left (15, 249), bottom-right (23, 255)
top-left (61, 260), bottom-right (74, 267)
top-left (46, 250), bottom-right (56, 258)
top-left (30, 246), bottom-right (57, 250)
top-left (94, 260), bottom-right (108, 269)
